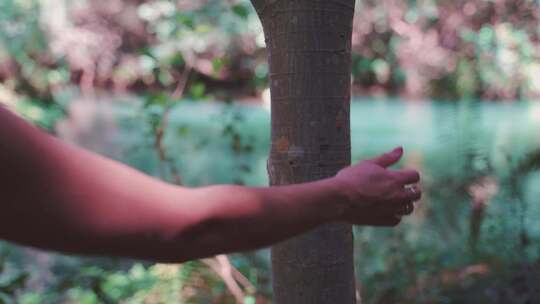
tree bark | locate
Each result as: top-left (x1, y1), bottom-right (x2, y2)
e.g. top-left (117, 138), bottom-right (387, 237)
top-left (251, 1), bottom-right (356, 303)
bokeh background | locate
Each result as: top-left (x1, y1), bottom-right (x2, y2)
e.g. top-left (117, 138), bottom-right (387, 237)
top-left (1, 0), bottom-right (540, 303)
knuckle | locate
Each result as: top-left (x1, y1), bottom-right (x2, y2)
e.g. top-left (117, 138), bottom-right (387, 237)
top-left (387, 177), bottom-right (401, 189)
top-left (394, 190), bottom-right (408, 200)
top-left (360, 160), bottom-right (372, 166)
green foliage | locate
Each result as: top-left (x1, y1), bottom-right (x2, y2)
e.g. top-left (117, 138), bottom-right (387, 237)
top-left (0, 0), bottom-right (69, 105)
top-left (0, 246), bottom-right (29, 304)
top-left (3, 0), bottom-right (540, 109)
top-left (231, 4), bottom-right (250, 20)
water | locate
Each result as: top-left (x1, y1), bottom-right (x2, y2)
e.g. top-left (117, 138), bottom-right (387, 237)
top-left (116, 99), bottom-right (540, 188)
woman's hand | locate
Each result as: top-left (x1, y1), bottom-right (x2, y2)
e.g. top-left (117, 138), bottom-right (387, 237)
top-left (331, 147), bottom-right (421, 226)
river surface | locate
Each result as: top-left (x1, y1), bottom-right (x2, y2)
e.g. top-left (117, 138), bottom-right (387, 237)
top-left (116, 99), bottom-right (540, 187)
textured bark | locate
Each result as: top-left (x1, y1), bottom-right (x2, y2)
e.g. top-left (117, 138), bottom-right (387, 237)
top-left (251, 1), bottom-right (356, 303)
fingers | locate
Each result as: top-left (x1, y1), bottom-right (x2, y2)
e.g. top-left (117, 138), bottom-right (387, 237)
top-left (392, 169), bottom-right (420, 185)
top-left (395, 185), bottom-right (422, 202)
top-left (389, 186), bottom-right (420, 217)
top-left (368, 147), bottom-right (403, 168)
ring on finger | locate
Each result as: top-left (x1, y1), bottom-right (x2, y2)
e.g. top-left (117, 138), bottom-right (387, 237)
top-left (405, 185), bottom-right (417, 195)
top-left (405, 185), bottom-right (420, 201)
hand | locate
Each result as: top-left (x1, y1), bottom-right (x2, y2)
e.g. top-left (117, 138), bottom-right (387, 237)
top-left (332, 147), bottom-right (421, 226)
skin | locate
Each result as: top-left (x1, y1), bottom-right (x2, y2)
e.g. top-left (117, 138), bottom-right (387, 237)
top-left (0, 105), bottom-right (421, 263)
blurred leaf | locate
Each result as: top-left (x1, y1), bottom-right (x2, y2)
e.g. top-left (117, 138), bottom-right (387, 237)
top-left (18, 292), bottom-right (43, 304)
top-left (244, 295), bottom-right (256, 304)
top-left (177, 125), bottom-right (190, 136)
top-left (189, 83), bottom-right (206, 99)
top-left (0, 292), bottom-right (12, 304)
top-left (176, 14), bottom-right (195, 29)
top-left (232, 4), bottom-right (249, 19)
top-left (212, 58), bottom-right (225, 75)
top-left (144, 93), bottom-right (168, 108)
top-left (0, 271), bottom-right (28, 294)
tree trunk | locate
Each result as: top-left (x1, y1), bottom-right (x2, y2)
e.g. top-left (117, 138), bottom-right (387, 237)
top-left (251, 1), bottom-right (356, 303)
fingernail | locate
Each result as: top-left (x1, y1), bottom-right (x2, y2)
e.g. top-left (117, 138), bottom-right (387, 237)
top-left (393, 146), bottom-right (403, 154)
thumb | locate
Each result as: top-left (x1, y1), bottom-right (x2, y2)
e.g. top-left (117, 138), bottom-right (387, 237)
top-left (369, 147), bottom-right (403, 167)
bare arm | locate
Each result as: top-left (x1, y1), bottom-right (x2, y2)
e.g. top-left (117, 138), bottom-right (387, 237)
top-left (0, 106), bottom-right (420, 263)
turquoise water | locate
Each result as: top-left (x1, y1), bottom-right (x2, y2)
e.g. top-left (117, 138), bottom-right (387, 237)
top-left (117, 99), bottom-right (540, 188)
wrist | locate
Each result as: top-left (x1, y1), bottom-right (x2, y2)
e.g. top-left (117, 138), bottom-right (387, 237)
top-left (314, 177), bottom-right (350, 223)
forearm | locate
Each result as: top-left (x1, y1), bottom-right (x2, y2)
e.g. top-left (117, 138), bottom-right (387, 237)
top-left (0, 106), bottom-right (342, 262)
top-left (0, 106), bottom-right (198, 260)
top-left (167, 181), bottom-right (343, 262)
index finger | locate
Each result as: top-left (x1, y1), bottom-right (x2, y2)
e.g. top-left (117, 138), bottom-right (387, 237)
top-left (391, 169), bottom-right (420, 185)
top-left (367, 147), bottom-right (403, 168)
